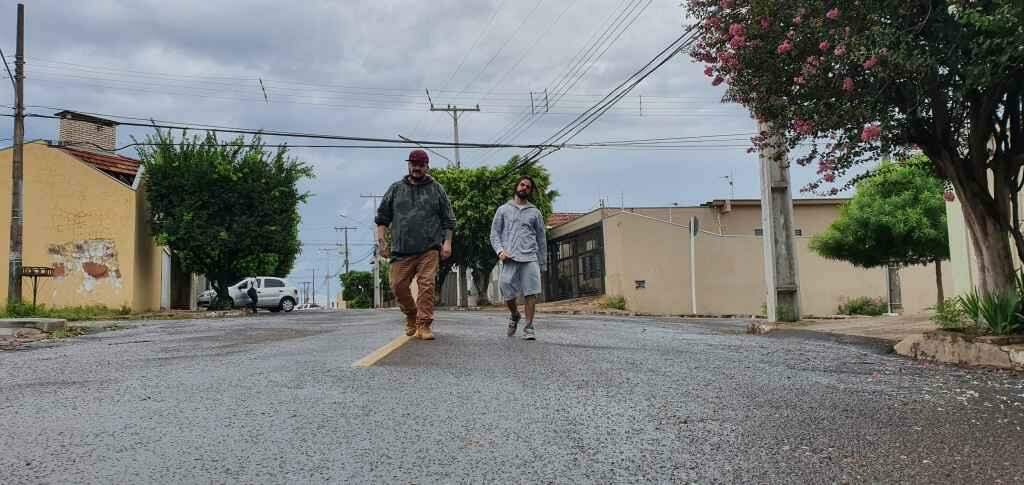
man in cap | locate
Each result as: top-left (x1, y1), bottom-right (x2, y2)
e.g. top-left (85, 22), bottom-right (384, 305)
top-left (375, 149), bottom-right (456, 340)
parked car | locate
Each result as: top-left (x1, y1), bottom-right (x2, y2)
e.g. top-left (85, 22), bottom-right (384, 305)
top-left (198, 277), bottom-right (299, 312)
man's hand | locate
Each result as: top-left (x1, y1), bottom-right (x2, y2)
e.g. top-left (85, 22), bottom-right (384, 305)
top-left (498, 250), bottom-right (509, 261)
top-left (378, 239), bottom-right (390, 259)
top-left (441, 240), bottom-right (452, 260)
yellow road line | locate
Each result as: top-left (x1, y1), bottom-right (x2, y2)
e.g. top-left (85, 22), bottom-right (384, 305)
top-left (352, 335), bottom-right (413, 368)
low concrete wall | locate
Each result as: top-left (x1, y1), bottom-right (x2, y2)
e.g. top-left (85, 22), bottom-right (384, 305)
top-left (895, 331), bottom-right (1024, 370)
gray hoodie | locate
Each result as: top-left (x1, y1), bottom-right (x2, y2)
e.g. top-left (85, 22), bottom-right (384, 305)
top-left (490, 200), bottom-right (547, 265)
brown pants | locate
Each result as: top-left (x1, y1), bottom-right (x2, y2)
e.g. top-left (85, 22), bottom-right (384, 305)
top-left (390, 250), bottom-right (439, 326)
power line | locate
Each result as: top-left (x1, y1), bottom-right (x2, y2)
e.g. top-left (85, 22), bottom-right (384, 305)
top-left (456, 0), bottom-right (547, 96)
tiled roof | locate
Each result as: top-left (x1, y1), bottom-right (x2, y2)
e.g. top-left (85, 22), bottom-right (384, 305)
top-left (547, 212), bottom-right (584, 228)
top-left (58, 146), bottom-right (140, 185)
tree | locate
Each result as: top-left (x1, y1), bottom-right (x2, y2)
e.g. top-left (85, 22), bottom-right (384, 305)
top-left (430, 156), bottom-right (557, 304)
top-left (688, 0), bottom-right (1024, 295)
top-left (810, 156), bottom-right (950, 305)
top-left (137, 130), bottom-right (314, 307)
top-left (340, 271), bottom-right (373, 309)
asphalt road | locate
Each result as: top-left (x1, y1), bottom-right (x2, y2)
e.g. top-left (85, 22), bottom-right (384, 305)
top-left (2, 310), bottom-right (1023, 484)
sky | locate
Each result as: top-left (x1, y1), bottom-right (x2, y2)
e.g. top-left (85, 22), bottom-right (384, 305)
top-left (0, 0), bottom-right (841, 302)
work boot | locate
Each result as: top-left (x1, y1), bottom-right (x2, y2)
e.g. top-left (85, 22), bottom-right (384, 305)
top-left (404, 315), bottom-right (417, 337)
top-left (416, 322), bottom-right (435, 340)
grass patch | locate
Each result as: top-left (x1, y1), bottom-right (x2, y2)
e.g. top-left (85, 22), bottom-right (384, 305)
top-left (2, 304), bottom-right (133, 322)
top-left (837, 296), bottom-right (888, 316)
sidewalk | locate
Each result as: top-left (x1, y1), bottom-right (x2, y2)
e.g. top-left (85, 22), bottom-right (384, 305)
top-left (783, 313), bottom-right (938, 344)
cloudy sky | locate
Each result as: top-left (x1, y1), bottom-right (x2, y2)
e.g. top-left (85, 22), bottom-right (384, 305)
top-left (0, 0), bottom-right (834, 301)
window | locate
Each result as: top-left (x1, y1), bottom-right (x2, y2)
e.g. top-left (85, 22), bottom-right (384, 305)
top-left (795, 229), bottom-right (803, 236)
top-left (635, 280), bottom-right (646, 289)
top-left (265, 279), bottom-right (285, 288)
top-left (754, 228), bottom-right (764, 236)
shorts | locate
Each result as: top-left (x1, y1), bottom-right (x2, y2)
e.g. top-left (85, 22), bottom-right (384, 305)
top-left (499, 260), bottom-right (542, 300)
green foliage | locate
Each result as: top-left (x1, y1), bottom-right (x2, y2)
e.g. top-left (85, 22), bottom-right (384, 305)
top-left (810, 157), bottom-right (948, 269)
top-left (959, 290), bottom-right (1023, 336)
top-left (430, 156), bottom-right (557, 302)
top-left (931, 298), bottom-right (968, 330)
top-left (340, 271), bottom-right (373, 307)
top-left (3, 304), bottom-right (131, 321)
top-left (601, 295), bottom-right (627, 311)
top-left (837, 297), bottom-right (888, 316)
top-left (136, 130), bottom-right (314, 301)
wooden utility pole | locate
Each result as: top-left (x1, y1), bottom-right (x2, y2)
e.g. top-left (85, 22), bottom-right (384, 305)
top-left (7, 3), bottom-right (24, 304)
top-left (758, 120), bottom-right (801, 322)
top-left (334, 226), bottom-right (357, 275)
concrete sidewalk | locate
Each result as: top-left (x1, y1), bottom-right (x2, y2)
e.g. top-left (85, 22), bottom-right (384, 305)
top-left (781, 313), bottom-right (937, 344)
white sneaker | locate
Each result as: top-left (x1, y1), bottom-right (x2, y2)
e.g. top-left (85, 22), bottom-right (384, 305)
top-left (522, 322), bottom-right (536, 340)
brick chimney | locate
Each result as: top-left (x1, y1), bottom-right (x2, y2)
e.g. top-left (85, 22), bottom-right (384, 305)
top-left (55, 111), bottom-right (119, 152)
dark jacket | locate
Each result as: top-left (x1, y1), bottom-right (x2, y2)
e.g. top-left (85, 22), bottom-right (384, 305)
top-left (375, 175), bottom-right (456, 256)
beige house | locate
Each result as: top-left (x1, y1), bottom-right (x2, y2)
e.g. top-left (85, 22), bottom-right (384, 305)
top-left (945, 191), bottom-right (1023, 296)
top-left (544, 199), bottom-right (949, 317)
top-left (0, 111), bottom-right (202, 311)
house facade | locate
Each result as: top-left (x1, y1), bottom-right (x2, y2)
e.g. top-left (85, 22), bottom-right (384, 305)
top-left (545, 200), bottom-right (949, 317)
top-left (0, 112), bottom-right (200, 311)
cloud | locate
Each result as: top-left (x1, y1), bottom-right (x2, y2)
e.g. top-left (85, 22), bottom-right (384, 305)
top-left (0, 0), bottom-right (840, 298)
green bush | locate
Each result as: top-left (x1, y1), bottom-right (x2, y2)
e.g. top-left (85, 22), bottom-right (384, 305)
top-left (931, 298), bottom-right (969, 330)
top-left (601, 295), bottom-right (627, 311)
top-left (958, 290), bottom-right (1022, 336)
top-left (838, 297), bottom-right (888, 316)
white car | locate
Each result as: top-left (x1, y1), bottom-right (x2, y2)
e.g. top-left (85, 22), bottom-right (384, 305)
top-left (198, 277), bottom-right (300, 312)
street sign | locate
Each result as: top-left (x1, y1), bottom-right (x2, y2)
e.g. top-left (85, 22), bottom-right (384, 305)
top-left (20, 266), bottom-right (55, 307)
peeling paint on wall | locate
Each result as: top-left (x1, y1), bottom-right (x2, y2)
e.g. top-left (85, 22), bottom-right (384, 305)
top-left (48, 239), bottom-right (123, 293)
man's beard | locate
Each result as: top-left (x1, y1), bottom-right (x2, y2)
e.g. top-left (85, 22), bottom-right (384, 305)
top-left (516, 190), bottom-right (530, 200)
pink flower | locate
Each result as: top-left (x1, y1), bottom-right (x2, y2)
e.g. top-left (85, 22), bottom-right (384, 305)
top-left (793, 76), bottom-right (805, 85)
top-left (729, 35), bottom-right (747, 49)
top-left (704, 65), bottom-right (715, 77)
top-left (823, 173), bottom-right (836, 183)
top-left (819, 41), bottom-right (830, 51)
top-left (793, 15), bottom-right (803, 25)
top-left (729, 23), bottom-right (746, 37)
top-left (793, 119), bottom-right (815, 135)
top-left (826, 8), bottom-right (840, 20)
top-left (712, 75), bottom-right (725, 86)
top-left (842, 77), bottom-right (855, 92)
top-left (863, 56), bottom-right (879, 70)
top-left (760, 17), bottom-right (771, 29)
top-left (834, 44), bottom-right (847, 56)
top-left (777, 40), bottom-right (794, 54)
top-left (860, 123), bottom-right (882, 142)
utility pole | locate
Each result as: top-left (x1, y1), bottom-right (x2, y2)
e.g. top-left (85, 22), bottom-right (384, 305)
top-left (360, 194), bottom-right (382, 308)
top-left (7, 4), bottom-right (25, 305)
top-left (334, 226), bottom-right (357, 275)
top-left (758, 120), bottom-right (801, 322)
top-left (312, 268), bottom-right (316, 306)
top-left (318, 248), bottom-right (338, 308)
top-left (426, 90), bottom-right (480, 168)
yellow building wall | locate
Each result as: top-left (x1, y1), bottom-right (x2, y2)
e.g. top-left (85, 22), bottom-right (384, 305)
top-left (0, 142), bottom-right (160, 310)
top-left (133, 180), bottom-right (164, 312)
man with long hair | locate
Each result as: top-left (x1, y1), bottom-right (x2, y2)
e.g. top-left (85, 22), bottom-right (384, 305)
top-left (490, 175), bottom-right (547, 340)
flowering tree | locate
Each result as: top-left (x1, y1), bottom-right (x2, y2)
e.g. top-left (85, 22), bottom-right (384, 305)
top-left (688, 0), bottom-right (1024, 295)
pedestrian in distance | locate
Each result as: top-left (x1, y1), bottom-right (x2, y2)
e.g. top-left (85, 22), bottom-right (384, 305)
top-left (375, 149), bottom-right (456, 340)
top-left (490, 175), bottom-right (547, 340)
top-left (246, 277), bottom-right (259, 314)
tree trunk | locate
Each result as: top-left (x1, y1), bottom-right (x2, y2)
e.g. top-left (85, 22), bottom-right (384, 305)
top-left (934, 260), bottom-right (944, 307)
top-left (959, 192), bottom-right (1016, 295)
top-left (474, 269), bottom-right (491, 306)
